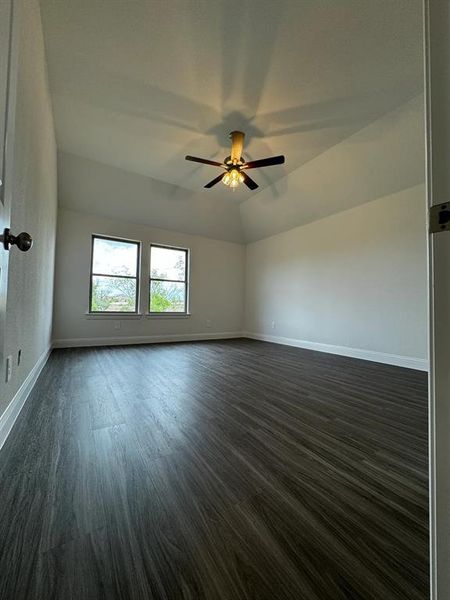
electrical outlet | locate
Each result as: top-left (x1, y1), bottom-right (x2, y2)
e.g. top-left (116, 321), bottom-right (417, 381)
top-left (271, 320), bottom-right (276, 330)
top-left (206, 319), bottom-right (212, 328)
top-left (114, 321), bottom-right (121, 330)
top-left (5, 355), bottom-right (13, 383)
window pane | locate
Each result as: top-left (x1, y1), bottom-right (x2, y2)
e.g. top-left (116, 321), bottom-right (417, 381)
top-left (151, 246), bottom-right (186, 281)
top-left (93, 237), bottom-right (138, 276)
top-left (150, 281), bottom-right (186, 312)
top-left (91, 275), bottom-right (137, 312)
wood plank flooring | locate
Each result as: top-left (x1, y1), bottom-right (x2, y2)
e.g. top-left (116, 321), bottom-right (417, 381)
top-left (0, 339), bottom-right (429, 599)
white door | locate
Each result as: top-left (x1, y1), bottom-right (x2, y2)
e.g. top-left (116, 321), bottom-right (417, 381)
top-left (424, 0), bottom-right (450, 598)
top-left (0, 0), bottom-right (20, 365)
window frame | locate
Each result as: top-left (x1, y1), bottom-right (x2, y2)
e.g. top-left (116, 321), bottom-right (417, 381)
top-left (148, 243), bottom-right (189, 315)
top-left (89, 234), bottom-right (141, 314)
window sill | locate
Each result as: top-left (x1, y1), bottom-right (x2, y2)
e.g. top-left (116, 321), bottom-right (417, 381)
top-left (85, 312), bottom-right (143, 320)
top-left (84, 312), bottom-right (191, 320)
top-left (145, 313), bottom-right (191, 319)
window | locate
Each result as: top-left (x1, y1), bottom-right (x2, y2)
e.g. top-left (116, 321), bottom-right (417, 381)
top-left (149, 245), bottom-right (189, 314)
top-left (89, 235), bottom-right (140, 313)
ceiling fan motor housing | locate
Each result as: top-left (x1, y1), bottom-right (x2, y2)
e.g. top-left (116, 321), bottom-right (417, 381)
top-left (224, 156), bottom-right (245, 168)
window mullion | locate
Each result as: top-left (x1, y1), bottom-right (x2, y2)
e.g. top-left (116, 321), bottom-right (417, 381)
top-left (150, 277), bottom-right (186, 284)
top-left (92, 273), bottom-right (137, 279)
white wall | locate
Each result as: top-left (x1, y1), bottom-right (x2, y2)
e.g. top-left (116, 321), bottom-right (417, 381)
top-left (53, 185), bottom-right (428, 366)
top-left (244, 184), bottom-right (428, 368)
top-left (0, 0), bottom-right (57, 417)
top-left (240, 95), bottom-right (424, 242)
top-left (52, 208), bottom-right (244, 346)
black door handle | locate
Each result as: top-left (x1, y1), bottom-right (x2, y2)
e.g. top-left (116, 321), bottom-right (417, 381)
top-left (1, 228), bottom-right (33, 252)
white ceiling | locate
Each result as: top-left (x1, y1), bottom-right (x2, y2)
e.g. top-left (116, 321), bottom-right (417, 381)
top-left (40, 0), bottom-right (423, 207)
top-left (241, 94), bottom-right (425, 241)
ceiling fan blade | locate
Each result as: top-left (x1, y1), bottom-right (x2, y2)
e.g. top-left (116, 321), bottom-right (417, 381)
top-left (230, 131), bottom-right (245, 163)
top-left (204, 173), bottom-right (225, 188)
top-left (242, 155), bottom-right (285, 169)
top-left (185, 155), bottom-right (225, 168)
top-left (242, 172), bottom-right (259, 190)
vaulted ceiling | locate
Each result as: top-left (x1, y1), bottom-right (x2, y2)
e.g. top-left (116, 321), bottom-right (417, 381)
top-left (40, 0), bottom-right (424, 241)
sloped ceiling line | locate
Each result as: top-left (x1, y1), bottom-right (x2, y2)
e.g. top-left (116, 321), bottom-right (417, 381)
top-left (40, 0), bottom-right (424, 242)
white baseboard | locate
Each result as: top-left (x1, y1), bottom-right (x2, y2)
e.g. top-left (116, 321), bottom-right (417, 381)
top-left (52, 331), bottom-right (243, 349)
top-left (0, 345), bottom-right (52, 451)
top-left (0, 332), bottom-right (424, 450)
top-left (243, 332), bottom-right (429, 371)
top-left (51, 330), bottom-right (428, 371)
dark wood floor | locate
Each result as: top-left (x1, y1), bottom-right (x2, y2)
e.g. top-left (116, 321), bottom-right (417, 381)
top-left (0, 339), bottom-right (428, 599)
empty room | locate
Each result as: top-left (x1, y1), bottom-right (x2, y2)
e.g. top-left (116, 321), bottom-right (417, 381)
top-left (1, 1), bottom-right (449, 598)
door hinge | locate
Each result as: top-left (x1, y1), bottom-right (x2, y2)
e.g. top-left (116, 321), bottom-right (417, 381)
top-left (429, 202), bottom-right (450, 233)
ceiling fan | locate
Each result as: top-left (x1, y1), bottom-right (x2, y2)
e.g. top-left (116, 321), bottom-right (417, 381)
top-left (185, 131), bottom-right (285, 190)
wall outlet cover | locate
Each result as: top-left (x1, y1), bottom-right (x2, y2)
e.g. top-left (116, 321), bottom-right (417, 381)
top-left (6, 355), bottom-right (13, 383)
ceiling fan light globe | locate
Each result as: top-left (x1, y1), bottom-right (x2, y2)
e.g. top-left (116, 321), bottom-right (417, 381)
top-left (223, 168), bottom-right (243, 188)
top-left (231, 168), bottom-right (242, 182)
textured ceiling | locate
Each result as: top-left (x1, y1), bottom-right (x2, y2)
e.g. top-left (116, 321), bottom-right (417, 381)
top-left (40, 0), bottom-right (423, 206)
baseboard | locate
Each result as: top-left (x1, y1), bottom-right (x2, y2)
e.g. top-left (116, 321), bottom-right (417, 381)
top-left (0, 345), bottom-right (52, 451)
top-left (52, 331), bottom-right (244, 349)
top-left (52, 330), bottom-right (429, 370)
top-left (244, 332), bottom-right (429, 371)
